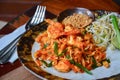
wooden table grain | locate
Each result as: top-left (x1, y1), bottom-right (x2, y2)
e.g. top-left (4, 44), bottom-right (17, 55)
top-left (0, 0), bottom-right (120, 80)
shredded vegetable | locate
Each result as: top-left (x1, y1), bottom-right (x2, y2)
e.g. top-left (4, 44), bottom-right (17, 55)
top-left (86, 13), bottom-right (120, 49)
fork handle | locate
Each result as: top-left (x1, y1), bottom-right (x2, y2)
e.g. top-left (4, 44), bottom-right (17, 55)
top-left (0, 46), bottom-right (17, 64)
top-left (0, 33), bottom-right (23, 58)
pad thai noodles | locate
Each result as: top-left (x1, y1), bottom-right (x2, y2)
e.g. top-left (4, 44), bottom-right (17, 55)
top-left (34, 14), bottom-right (110, 74)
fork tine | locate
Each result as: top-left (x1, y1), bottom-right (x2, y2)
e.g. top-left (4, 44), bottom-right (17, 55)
top-left (32, 6), bottom-right (46, 25)
top-left (34, 6), bottom-right (43, 24)
top-left (36, 6), bottom-right (43, 24)
top-left (39, 6), bottom-right (46, 22)
top-left (33, 6), bottom-right (41, 24)
top-left (31, 5), bottom-right (41, 24)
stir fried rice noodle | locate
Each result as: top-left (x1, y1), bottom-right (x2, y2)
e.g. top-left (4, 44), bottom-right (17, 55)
top-left (34, 14), bottom-right (111, 74)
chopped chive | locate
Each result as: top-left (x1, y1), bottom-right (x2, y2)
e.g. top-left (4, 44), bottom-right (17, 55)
top-left (66, 54), bottom-right (71, 59)
top-left (92, 56), bottom-right (98, 69)
top-left (54, 42), bottom-right (58, 56)
top-left (58, 48), bottom-right (68, 56)
top-left (102, 58), bottom-right (110, 63)
top-left (47, 61), bottom-right (52, 67)
top-left (106, 58), bottom-right (110, 63)
top-left (75, 62), bottom-right (92, 75)
top-left (54, 42), bottom-right (68, 57)
top-left (69, 59), bottom-right (75, 64)
top-left (41, 60), bottom-right (52, 67)
top-left (43, 43), bottom-right (49, 49)
top-left (66, 54), bottom-right (92, 75)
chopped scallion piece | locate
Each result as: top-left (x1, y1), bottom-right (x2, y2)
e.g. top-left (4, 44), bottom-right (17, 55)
top-left (43, 43), bottom-right (49, 49)
top-left (66, 54), bottom-right (92, 75)
top-left (92, 56), bottom-right (98, 69)
top-left (41, 60), bottom-right (52, 67)
top-left (74, 62), bottom-right (92, 75)
top-left (54, 42), bottom-right (59, 55)
top-left (58, 48), bottom-right (68, 56)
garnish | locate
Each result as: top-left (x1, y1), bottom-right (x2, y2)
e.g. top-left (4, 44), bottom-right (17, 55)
top-left (54, 42), bottom-right (59, 55)
top-left (111, 15), bottom-right (120, 49)
top-left (54, 42), bottom-right (67, 56)
top-left (66, 54), bottom-right (92, 75)
top-left (41, 60), bottom-right (52, 67)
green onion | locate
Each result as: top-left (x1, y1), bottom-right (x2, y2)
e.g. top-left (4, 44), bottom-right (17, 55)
top-left (66, 54), bottom-right (71, 59)
top-left (66, 54), bottom-right (92, 75)
top-left (92, 56), bottom-right (98, 69)
top-left (54, 42), bottom-right (59, 55)
top-left (66, 54), bottom-right (75, 64)
top-left (74, 62), bottom-right (92, 75)
top-left (102, 58), bottom-right (111, 63)
top-left (58, 48), bottom-right (68, 56)
top-left (111, 15), bottom-right (120, 49)
top-left (54, 42), bottom-right (67, 56)
top-left (106, 58), bottom-right (110, 63)
top-left (43, 43), bottom-right (49, 49)
top-left (69, 59), bottom-right (75, 64)
top-left (41, 60), bottom-right (52, 67)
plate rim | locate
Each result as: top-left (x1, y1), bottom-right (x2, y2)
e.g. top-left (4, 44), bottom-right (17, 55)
top-left (17, 9), bottom-right (120, 80)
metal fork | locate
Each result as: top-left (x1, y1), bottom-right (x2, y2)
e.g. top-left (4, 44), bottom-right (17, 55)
top-left (0, 5), bottom-right (46, 64)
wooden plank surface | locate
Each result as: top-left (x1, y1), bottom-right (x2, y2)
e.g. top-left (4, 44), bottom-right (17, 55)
top-left (0, 0), bottom-right (119, 21)
top-left (0, 66), bottom-right (40, 80)
top-left (0, 0), bottom-right (42, 21)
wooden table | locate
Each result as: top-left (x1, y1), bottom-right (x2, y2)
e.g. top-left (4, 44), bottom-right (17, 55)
top-left (0, 0), bottom-right (120, 80)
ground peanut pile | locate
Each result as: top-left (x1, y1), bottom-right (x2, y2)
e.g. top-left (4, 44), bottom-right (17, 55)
top-left (62, 13), bottom-right (92, 28)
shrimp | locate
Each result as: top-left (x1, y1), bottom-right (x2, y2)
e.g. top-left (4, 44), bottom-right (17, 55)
top-left (67, 35), bottom-right (84, 50)
top-left (54, 59), bottom-right (71, 72)
top-left (46, 19), bottom-right (64, 39)
top-left (46, 19), bottom-right (81, 39)
top-left (102, 61), bottom-right (110, 68)
top-left (63, 25), bottom-right (80, 35)
top-left (35, 32), bottom-right (48, 42)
